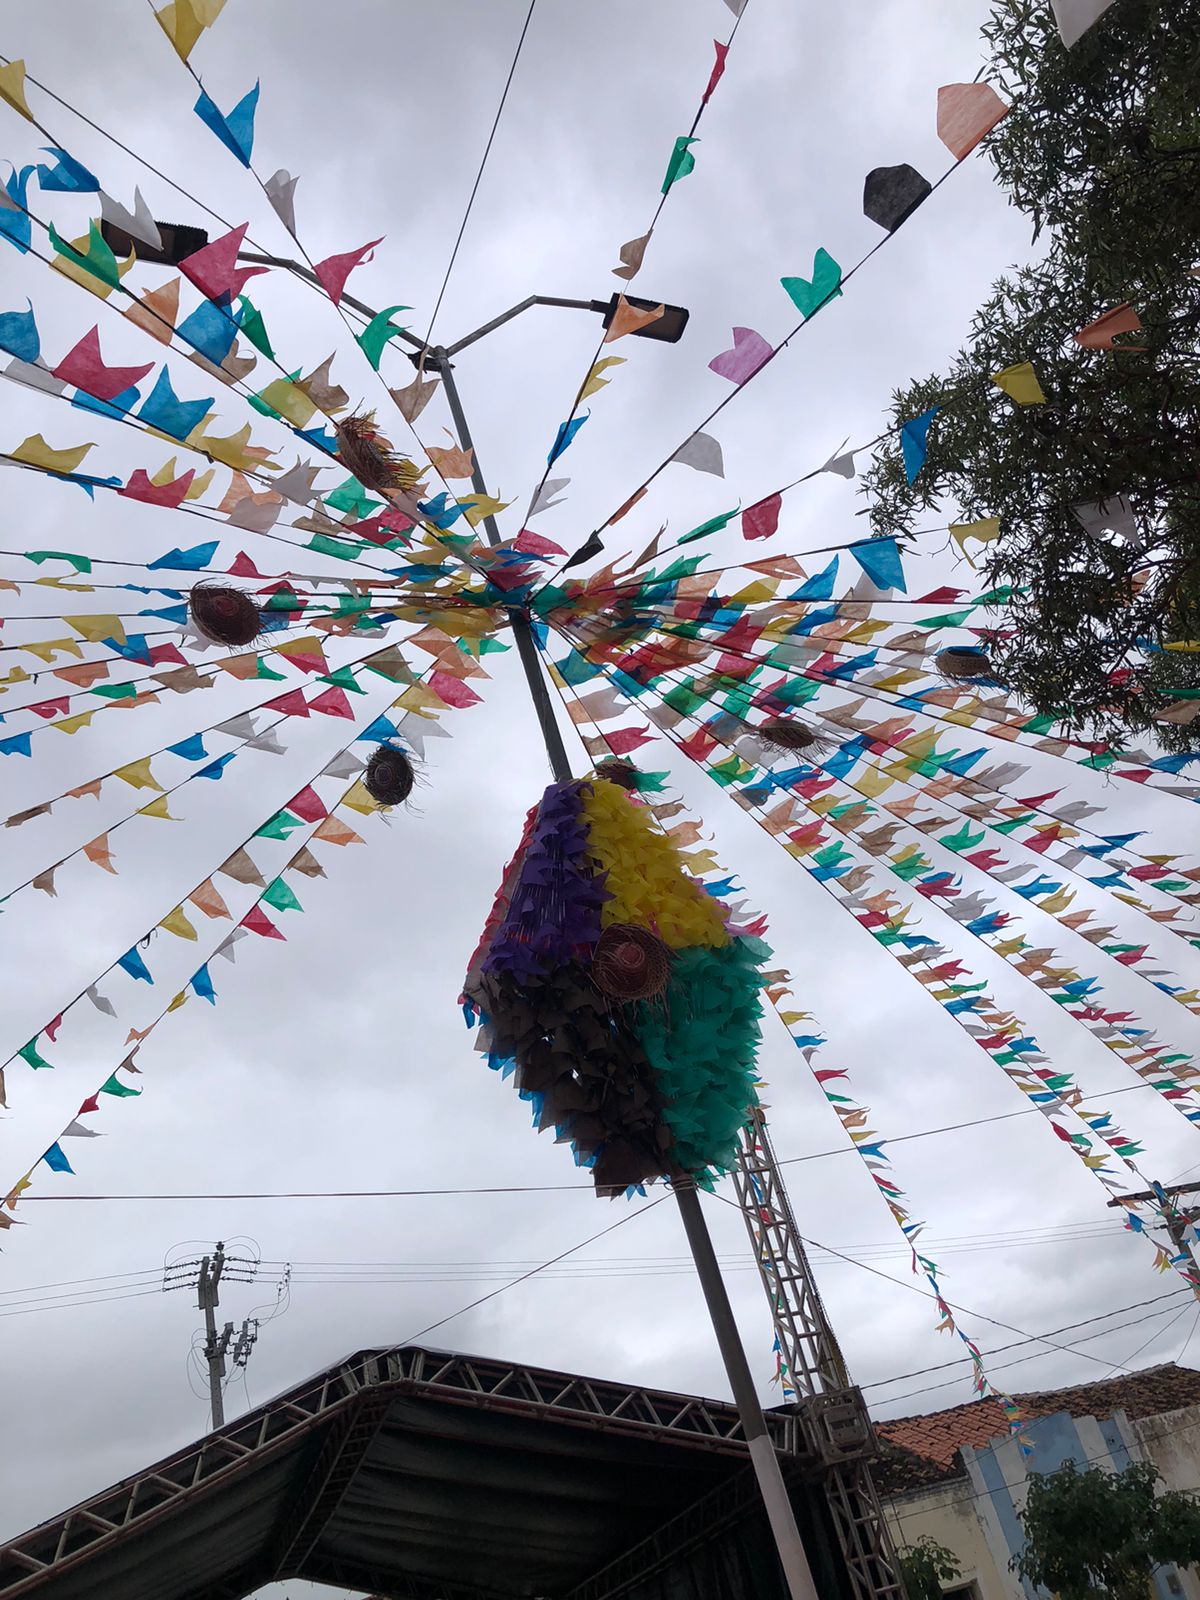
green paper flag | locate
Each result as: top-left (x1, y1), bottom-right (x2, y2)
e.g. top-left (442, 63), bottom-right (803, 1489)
top-left (780, 248), bottom-right (843, 320)
top-left (356, 304), bottom-right (411, 370)
top-left (679, 508), bottom-right (739, 545)
top-left (255, 809), bottom-right (305, 840)
top-left (100, 1072), bottom-right (141, 1097)
top-left (27, 550), bottom-right (92, 572)
top-left (237, 296), bottom-right (275, 358)
top-left (325, 477), bottom-right (381, 517)
top-left (320, 665), bottom-right (366, 693)
top-left (49, 220), bottom-right (120, 290)
top-left (254, 657), bottom-right (287, 680)
top-left (263, 876), bottom-right (303, 913)
top-left (662, 136), bottom-right (699, 194)
top-left (307, 533), bottom-right (362, 561)
top-left (18, 1039), bottom-right (51, 1071)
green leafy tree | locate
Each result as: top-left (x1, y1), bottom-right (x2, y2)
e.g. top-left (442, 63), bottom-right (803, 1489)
top-left (897, 1535), bottom-right (963, 1600)
top-left (1015, 1459), bottom-right (1200, 1600)
top-left (862, 0), bottom-right (1200, 750)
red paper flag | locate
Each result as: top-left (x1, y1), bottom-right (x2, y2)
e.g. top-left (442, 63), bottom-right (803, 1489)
top-left (742, 494), bottom-right (781, 541)
top-left (242, 905), bottom-right (284, 940)
top-left (28, 697), bottom-right (70, 719)
top-left (430, 670), bottom-right (483, 709)
top-left (45, 1014), bottom-right (63, 1043)
top-left (179, 223), bottom-right (268, 304)
top-left (148, 643), bottom-right (189, 666)
top-left (703, 39), bottom-right (729, 104)
top-left (120, 466), bottom-right (196, 508)
top-left (606, 726), bottom-right (656, 756)
top-left (78, 1094), bottom-right (100, 1115)
top-left (53, 327), bottom-right (154, 402)
top-left (313, 237), bottom-right (383, 306)
top-left (307, 685), bottom-right (354, 719)
top-left (286, 785), bottom-right (327, 822)
top-left (229, 551), bottom-right (264, 577)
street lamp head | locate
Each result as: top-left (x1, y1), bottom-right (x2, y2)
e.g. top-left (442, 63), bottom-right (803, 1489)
top-left (99, 218), bottom-right (209, 268)
top-left (594, 292), bottom-right (690, 344)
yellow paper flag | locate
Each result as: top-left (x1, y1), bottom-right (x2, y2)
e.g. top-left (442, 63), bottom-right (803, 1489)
top-left (0, 59), bottom-right (33, 121)
top-left (12, 435), bottom-right (95, 476)
top-left (580, 355), bottom-right (626, 400)
top-left (139, 795), bottom-right (178, 821)
top-left (66, 614), bottom-right (127, 645)
top-left (160, 906), bottom-right (198, 941)
top-left (115, 758), bottom-right (163, 792)
top-left (256, 377), bottom-right (318, 428)
top-left (949, 518), bottom-right (1002, 563)
top-left (991, 362), bottom-right (1047, 405)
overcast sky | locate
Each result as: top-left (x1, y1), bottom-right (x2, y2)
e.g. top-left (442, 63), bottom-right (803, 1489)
top-left (2, 3), bottom-right (1199, 1598)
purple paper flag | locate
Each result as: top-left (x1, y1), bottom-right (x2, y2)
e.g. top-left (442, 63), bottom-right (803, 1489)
top-left (709, 326), bottom-right (772, 385)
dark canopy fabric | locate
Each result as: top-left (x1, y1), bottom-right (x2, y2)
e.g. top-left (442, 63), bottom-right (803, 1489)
top-left (0, 1345), bottom-right (842, 1600)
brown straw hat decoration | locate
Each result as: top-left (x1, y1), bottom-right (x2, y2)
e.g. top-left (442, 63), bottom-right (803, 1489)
top-left (364, 744), bottom-right (416, 807)
top-left (188, 584), bottom-right (263, 647)
top-left (591, 924), bottom-right (672, 1001)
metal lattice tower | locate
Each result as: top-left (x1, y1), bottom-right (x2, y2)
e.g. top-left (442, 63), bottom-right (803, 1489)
top-left (735, 1110), bottom-right (903, 1600)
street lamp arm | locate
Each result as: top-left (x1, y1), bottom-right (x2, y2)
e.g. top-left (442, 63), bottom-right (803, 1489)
top-left (441, 296), bottom-right (601, 357)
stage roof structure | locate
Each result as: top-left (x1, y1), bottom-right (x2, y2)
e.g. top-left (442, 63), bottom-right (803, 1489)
top-left (0, 1344), bottom-right (848, 1600)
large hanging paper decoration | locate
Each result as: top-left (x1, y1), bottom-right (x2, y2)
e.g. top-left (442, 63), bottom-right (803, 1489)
top-left (462, 775), bottom-right (770, 1196)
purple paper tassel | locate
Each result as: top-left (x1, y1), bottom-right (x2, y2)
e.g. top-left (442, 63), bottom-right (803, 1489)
top-left (484, 781), bottom-right (609, 982)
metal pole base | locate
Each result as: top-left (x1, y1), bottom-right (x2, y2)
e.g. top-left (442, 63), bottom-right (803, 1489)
top-left (673, 1180), bottom-right (821, 1600)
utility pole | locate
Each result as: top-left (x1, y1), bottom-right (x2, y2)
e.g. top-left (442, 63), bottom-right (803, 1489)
top-left (1108, 1181), bottom-right (1200, 1288)
top-left (163, 1242), bottom-right (260, 1429)
top-left (198, 1245), bottom-right (233, 1429)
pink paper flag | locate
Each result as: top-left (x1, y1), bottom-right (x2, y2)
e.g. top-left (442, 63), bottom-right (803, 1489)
top-left (515, 527), bottom-right (567, 558)
top-left (265, 689), bottom-right (310, 717)
top-left (242, 905), bottom-right (284, 940)
top-left (430, 669), bottom-right (482, 709)
top-left (709, 326), bottom-right (772, 385)
top-left (120, 466), bottom-right (196, 508)
top-left (307, 685), bottom-right (355, 719)
top-left (53, 327), bottom-right (154, 402)
top-left (936, 83), bottom-right (1008, 161)
top-left (179, 223), bottom-right (268, 304)
top-left (313, 237), bottom-right (383, 306)
top-left (703, 40), bottom-right (729, 104)
top-left (742, 493), bottom-right (782, 541)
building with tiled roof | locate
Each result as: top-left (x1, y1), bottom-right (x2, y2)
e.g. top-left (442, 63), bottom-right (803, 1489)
top-left (874, 1364), bottom-right (1200, 1600)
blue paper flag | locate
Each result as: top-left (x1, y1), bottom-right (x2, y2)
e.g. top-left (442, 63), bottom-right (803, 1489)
top-left (117, 945), bottom-right (153, 983)
top-left (0, 299), bottom-right (39, 362)
top-left (71, 384), bottom-right (141, 420)
top-left (196, 754), bottom-right (236, 780)
top-left (416, 492), bottom-right (464, 529)
top-left (193, 81), bottom-right (260, 167)
top-left (36, 147), bottom-right (100, 193)
top-left (41, 1141), bottom-right (74, 1175)
top-left (848, 536), bottom-right (906, 593)
top-left (0, 731), bottom-right (33, 757)
top-left (168, 734), bottom-right (208, 761)
top-left (176, 297), bottom-right (238, 366)
top-left (148, 540), bottom-right (219, 571)
top-left (0, 165), bottom-right (34, 253)
top-left (789, 555), bottom-right (839, 601)
top-left (900, 406), bottom-right (939, 484)
top-left (138, 367), bottom-right (213, 441)
top-left (358, 715), bottom-right (400, 743)
top-left (191, 964), bottom-right (216, 1004)
top-left (548, 412), bottom-right (589, 465)
top-left (103, 634), bottom-right (153, 664)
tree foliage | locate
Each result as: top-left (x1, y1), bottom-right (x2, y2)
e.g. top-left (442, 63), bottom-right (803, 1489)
top-left (897, 1535), bottom-right (962, 1600)
top-left (862, 0), bottom-right (1200, 750)
top-left (1015, 1459), bottom-right (1200, 1600)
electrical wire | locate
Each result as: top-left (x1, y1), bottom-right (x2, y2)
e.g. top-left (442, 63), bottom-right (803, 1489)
top-left (13, 1082), bottom-right (1165, 1204)
top-left (422, 0), bottom-right (539, 349)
